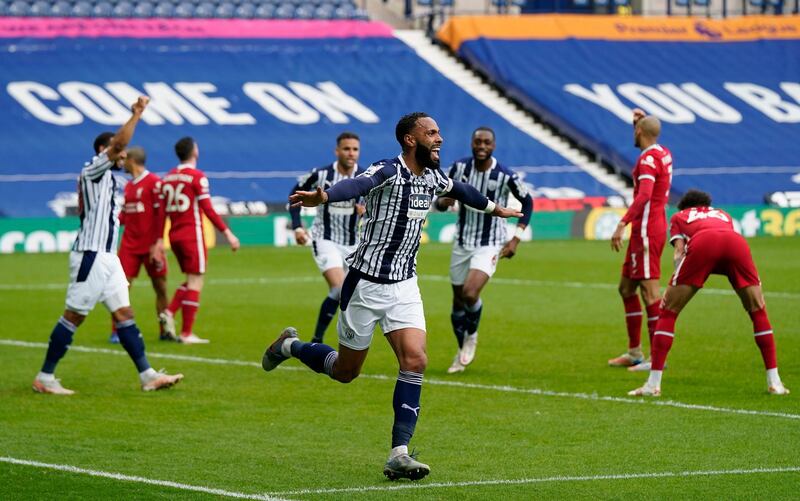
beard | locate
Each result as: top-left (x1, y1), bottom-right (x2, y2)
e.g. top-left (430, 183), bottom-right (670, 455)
top-left (415, 143), bottom-right (439, 169)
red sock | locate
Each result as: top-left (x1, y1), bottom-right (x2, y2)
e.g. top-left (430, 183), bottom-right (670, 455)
top-left (623, 295), bottom-right (643, 349)
top-left (749, 307), bottom-right (777, 370)
top-left (167, 283), bottom-right (188, 315)
top-left (651, 308), bottom-right (677, 371)
top-left (181, 289), bottom-right (201, 337)
top-left (646, 301), bottom-right (661, 348)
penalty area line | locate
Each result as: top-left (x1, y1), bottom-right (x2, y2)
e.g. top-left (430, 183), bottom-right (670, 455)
top-left (268, 466), bottom-right (800, 496)
top-left (0, 456), bottom-right (292, 501)
top-left (1, 339), bottom-right (798, 421)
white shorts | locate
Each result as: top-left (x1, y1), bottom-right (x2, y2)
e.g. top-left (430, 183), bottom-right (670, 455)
top-left (65, 251), bottom-right (130, 316)
top-left (312, 239), bottom-right (356, 273)
top-left (449, 244), bottom-right (502, 286)
top-left (337, 275), bottom-right (426, 351)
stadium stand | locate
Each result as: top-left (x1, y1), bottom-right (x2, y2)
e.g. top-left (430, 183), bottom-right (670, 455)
top-left (0, 18), bottom-right (621, 217)
top-left (438, 15), bottom-right (800, 205)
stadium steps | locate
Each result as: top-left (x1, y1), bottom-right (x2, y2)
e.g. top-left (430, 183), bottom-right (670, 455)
top-left (394, 30), bottom-right (632, 200)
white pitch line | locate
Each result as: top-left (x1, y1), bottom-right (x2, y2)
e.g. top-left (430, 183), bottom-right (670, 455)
top-left (0, 456), bottom-right (292, 501)
top-left (268, 466), bottom-right (800, 496)
top-left (2, 339), bottom-right (798, 421)
top-left (1, 274), bottom-right (798, 299)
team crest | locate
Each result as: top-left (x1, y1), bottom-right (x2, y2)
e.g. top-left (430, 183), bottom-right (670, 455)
top-left (487, 179), bottom-right (498, 191)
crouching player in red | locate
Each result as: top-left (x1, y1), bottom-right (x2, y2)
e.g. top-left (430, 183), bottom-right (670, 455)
top-left (629, 190), bottom-right (789, 396)
top-left (157, 137), bottom-right (240, 344)
top-left (111, 146), bottom-right (172, 343)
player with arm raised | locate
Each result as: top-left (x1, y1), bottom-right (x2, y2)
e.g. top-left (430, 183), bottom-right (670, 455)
top-left (261, 112), bottom-right (521, 481)
top-left (33, 97), bottom-right (183, 395)
top-left (629, 190), bottom-right (789, 397)
top-left (608, 110), bottom-right (673, 372)
top-left (289, 132), bottom-right (365, 344)
top-left (157, 137), bottom-right (240, 344)
top-left (435, 127), bottom-right (533, 374)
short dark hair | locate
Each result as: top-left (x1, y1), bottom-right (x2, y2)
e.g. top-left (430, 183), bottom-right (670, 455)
top-left (174, 136), bottom-right (196, 162)
top-left (93, 132), bottom-right (115, 154)
top-left (336, 132), bottom-right (360, 145)
top-left (472, 126), bottom-right (495, 140)
top-left (395, 112), bottom-right (430, 149)
top-left (126, 146), bottom-right (146, 166)
top-left (677, 189), bottom-right (712, 210)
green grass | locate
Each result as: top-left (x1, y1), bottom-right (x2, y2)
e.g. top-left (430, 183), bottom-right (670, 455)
top-left (1, 238), bottom-right (799, 500)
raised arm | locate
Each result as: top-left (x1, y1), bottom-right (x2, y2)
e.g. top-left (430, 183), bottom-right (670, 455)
top-left (83, 97), bottom-right (149, 181)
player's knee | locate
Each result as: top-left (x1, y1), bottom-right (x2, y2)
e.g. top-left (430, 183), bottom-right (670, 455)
top-left (113, 307), bottom-right (135, 322)
top-left (618, 283), bottom-right (634, 297)
top-left (401, 351), bottom-right (428, 373)
top-left (461, 287), bottom-right (480, 306)
top-left (328, 287), bottom-right (341, 301)
top-left (334, 368), bottom-right (360, 384)
top-left (63, 310), bottom-right (85, 327)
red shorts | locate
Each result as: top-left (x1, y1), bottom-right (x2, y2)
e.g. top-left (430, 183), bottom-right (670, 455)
top-left (170, 238), bottom-right (207, 274)
top-left (670, 231), bottom-right (760, 289)
top-left (119, 248), bottom-right (167, 279)
top-left (622, 232), bottom-right (665, 281)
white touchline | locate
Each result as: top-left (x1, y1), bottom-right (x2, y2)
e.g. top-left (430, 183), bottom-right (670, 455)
top-left (1, 274), bottom-right (797, 299)
top-left (0, 456), bottom-right (292, 501)
top-left (2, 339), bottom-right (798, 421)
top-left (266, 466), bottom-right (800, 496)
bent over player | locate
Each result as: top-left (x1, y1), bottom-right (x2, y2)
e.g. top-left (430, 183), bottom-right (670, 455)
top-left (436, 126), bottom-right (533, 374)
top-left (609, 110), bottom-right (673, 372)
top-left (33, 97), bottom-right (183, 394)
top-left (629, 190), bottom-right (789, 397)
top-left (290, 132), bottom-right (364, 343)
top-left (261, 113), bottom-right (521, 480)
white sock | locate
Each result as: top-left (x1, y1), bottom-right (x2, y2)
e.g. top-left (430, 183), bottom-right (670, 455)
top-left (139, 368), bottom-right (158, 382)
top-left (390, 445), bottom-right (408, 459)
top-left (647, 370), bottom-right (663, 388)
top-left (629, 346), bottom-right (643, 358)
top-left (36, 371), bottom-right (55, 382)
top-left (766, 368), bottom-right (781, 387)
top-left (281, 338), bottom-right (299, 358)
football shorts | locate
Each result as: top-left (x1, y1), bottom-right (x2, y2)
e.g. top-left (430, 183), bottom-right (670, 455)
top-left (65, 251), bottom-right (130, 315)
top-left (671, 231), bottom-right (760, 289)
top-left (311, 239), bottom-right (356, 273)
top-left (449, 244), bottom-right (503, 286)
top-left (622, 232), bottom-right (666, 281)
top-left (170, 238), bottom-right (207, 274)
top-left (119, 248), bottom-right (167, 279)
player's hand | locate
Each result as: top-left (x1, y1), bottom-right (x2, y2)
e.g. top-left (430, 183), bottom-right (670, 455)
top-left (355, 204), bottom-right (366, 216)
top-left (492, 205), bottom-right (523, 219)
top-left (132, 96), bottom-right (149, 115)
top-left (289, 187), bottom-right (327, 208)
top-left (632, 108), bottom-right (645, 126)
top-left (294, 227), bottom-right (309, 246)
top-left (611, 221), bottom-right (626, 252)
top-left (225, 229), bottom-right (240, 252)
top-left (500, 237), bottom-right (520, 259)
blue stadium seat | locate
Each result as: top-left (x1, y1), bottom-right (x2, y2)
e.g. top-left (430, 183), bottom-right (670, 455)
top-left (676, 0), bottom-right (689, 5)
top-left (29, 0), bottom-right (51, 16)
top-left (333, 4), bottom-right (353, 17)
top-left (273, 3), bottom-right (295, 17)
top-left (92, 1), bottom-right (113, 16)
top-left (153, 1), bottom-right (175, 16)
top-left (194, 1), bottom-right (216, 17)
top-left (749, 0), bottom-right (764, 4)
top-left (235, 2), bottom-right (256, 17)
top-left (50, 0), bottom-right (72, 16)
top-left (351, 7), bottom-right (368, 18)
top-left (572, 0), bottom-right (589, 5)
top-left (214, 1), bottom-right (236, 16)
top-left (294, 3), bottom-right (313, 17)
top-left (510, 0), bottom-right (526, 6)
top-left (173, 1), bottom-right (195, 16)
top-left (692, 0), bottom-right (709, 6)
top-left (7, 0), bottom-right (28, 15)
top-left (71, 1), bottom-right (93, 16)
top-left (253, 2), bottom-right (274, 17)
top-left (594, 0), bottom-right (609, 5)
top-left (0, 0), bottom-right (8, 16)
top-left (417, 0), bottom-right (432, 5)
top-left (133, 1), bottom-right (155, 17)
top-left (112, 1), bottom-right (135, 17)
top-left (314, 3), bottom-right (334, 18)
top-left (614, 0), bottom-right (630, 5)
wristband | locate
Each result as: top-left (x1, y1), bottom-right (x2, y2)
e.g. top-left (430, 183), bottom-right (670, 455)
top-left (514, 226), bottom-right (526, 240)
top-left (483, 200), bottom-right (496, 214)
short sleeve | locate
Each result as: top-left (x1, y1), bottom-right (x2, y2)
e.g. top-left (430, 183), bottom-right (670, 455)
top-left (669, 213), bottom-right (686, 243)
top-left (195, 173), bottom-right (211, 200)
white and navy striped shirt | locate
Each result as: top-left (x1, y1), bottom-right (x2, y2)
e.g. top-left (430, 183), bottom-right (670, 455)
top-left (291, 162), bottom-right (364, 246)
top-left (348, 156), bottom-right (452, 282)
top-left (448, 157), bottom-right (531, 249)
top-left (72, 152), bottom-right (120, 253)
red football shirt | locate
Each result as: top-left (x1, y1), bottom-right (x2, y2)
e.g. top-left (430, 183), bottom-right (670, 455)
top-left (623, 144), bottom-right (673, 239)
top-left (161, 164), bottom-right (227, 243)
top-left (119, 170), bottom-right (163, 254)
top-left (670, 207), bottom-right (735, 243)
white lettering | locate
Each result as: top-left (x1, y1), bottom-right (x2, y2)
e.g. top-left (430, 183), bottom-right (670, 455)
top-left (617, 83), bottom-right (695, 123)
top-left (778, 82), bottom-right (800, 107)
top-left (6, 82), bottom-right (82, 126)
top-left (658, 83), bottom-right (742, 123)
top-left (243, 83), bottom-right (319, 124)
top-left (725, 83), bottom-right (800, 122)
top-left (106, 82), bottom-right (206, 126)
top-left (288, 81), bottom-right (379, 124)
top-left (563, 83), bottom-right (631, 122)
top-left (58, 81), bottom-right (130, 125)
top-left (24, 230), bottom-right (57, 253)
top-left (174, 83), bottom-right (255, 125)
top-left (0, 231), bottom-right (25, 253)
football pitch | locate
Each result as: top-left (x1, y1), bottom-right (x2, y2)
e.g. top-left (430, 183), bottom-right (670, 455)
top-left (1, 239), bottom-right (799, 499)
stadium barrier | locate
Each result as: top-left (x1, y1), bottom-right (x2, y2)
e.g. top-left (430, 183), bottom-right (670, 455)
top-left (2, 206), bottom-right (799, 253)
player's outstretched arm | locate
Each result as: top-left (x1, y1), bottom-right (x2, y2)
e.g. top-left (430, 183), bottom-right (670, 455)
top-left (290, 175), bottom-right (379, 208)
top-left (446, 181), bottom-right (522, 218)
top-left (106, 96), bottom-right (149, 162)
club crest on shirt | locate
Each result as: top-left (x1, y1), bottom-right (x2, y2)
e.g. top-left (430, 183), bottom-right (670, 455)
top-left (407, 193), bottom-right (431, 220)
top-left (487, 179), bottom-right (498, 191)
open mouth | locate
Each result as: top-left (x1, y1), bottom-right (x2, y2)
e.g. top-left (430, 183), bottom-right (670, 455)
top-left (431, 146), bottom-right (441, 161)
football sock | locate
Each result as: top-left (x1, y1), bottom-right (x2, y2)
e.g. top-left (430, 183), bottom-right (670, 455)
top-left (623, 295), bottom-right (643, 350)
top-left (291, 341), bottom-right (338, 377)
top-left (450, 308), bottom-right (467, 348)
top-left (167, 283), bottom-right (187, 316)
top-left (115, 319), bottom-right (151, 373)
top-left (647, 370), bottom-right (663, 388)
top-left (313, 289), bottom-right (340, 342)
top-left (651, 308), bottom-right (677, 371)
top-left (392, 370), bottom-right (423, 448)
top-left (766, 368), bottom-right (782, 388)
top-left (41, 316), bottom-right (76, 374)
top-left (181, 289), bottom-right (200, 336)
top-left (749, 307), bottom-right (777, 370)
top-left (646, 301), bottom-right (661, 348)
top-left (464, 299), bottom-right (482, 335)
